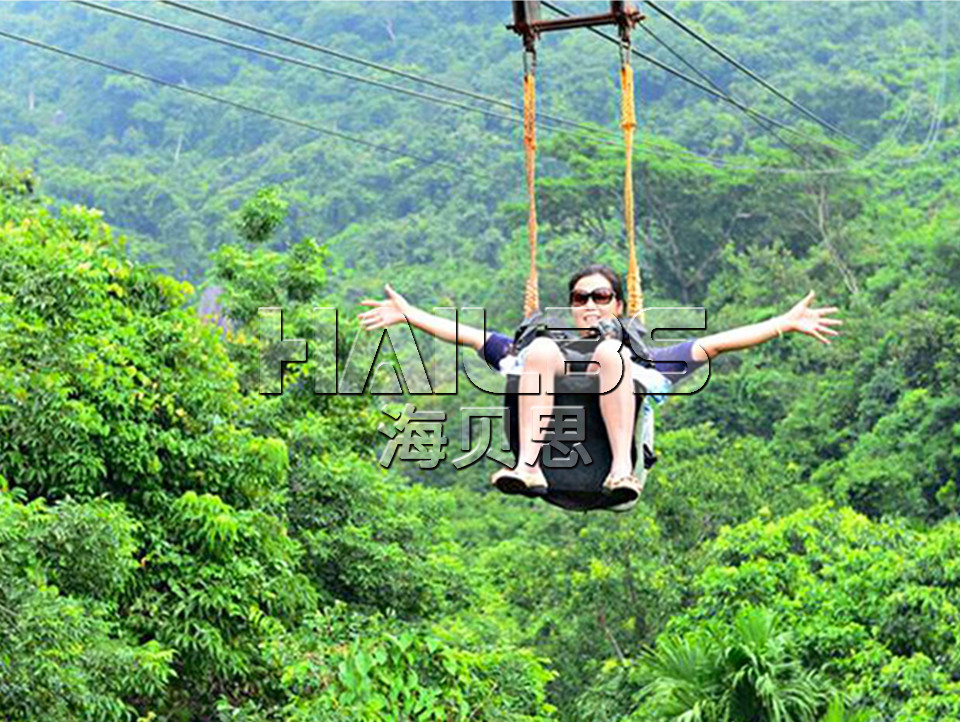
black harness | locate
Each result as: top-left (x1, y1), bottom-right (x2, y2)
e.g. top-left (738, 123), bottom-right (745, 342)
top-left (506, 312), bottom-right (658, 482)
top-left (511, 312), bottom-right (655, 373)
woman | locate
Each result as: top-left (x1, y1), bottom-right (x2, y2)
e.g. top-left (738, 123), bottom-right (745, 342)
top-left (358, 264), bottom-right (841, 499)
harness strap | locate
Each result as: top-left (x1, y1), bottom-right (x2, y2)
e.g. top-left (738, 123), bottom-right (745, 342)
top-left (512, 313), bottom-right (654, 369)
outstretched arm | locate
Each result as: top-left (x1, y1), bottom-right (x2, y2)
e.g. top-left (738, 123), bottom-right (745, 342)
top-left (357, 284), bottom-right (487, 350)
top-left (691, 291), bottom-right (842, 362)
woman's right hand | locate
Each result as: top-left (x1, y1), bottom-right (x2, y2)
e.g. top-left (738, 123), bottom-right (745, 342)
top-left (357, 284), bottom-right (413, 330)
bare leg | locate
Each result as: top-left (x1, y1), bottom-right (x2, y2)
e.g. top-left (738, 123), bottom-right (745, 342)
top-left (594, 339), bottom-right (636, 478)
top-left (517, 338), bottom-right (566, 478)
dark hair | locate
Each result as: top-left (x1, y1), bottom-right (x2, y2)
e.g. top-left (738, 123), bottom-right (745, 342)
top-left (568, 264), bottom-right (623, 302)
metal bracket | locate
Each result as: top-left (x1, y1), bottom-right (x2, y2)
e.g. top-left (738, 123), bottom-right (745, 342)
top-left (508, 1), bottom-right (644, 52)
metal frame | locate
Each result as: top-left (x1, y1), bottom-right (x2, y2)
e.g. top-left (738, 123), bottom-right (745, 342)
top-left (508, 1), bottom-right (643, 51)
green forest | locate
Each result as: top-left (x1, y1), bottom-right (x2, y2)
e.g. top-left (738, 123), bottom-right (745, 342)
top-left (1, 1), bottom-right (959, 720)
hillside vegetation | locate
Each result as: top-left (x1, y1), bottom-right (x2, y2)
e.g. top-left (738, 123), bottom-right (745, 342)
top-left (1, 2), bottom-right (959, 720)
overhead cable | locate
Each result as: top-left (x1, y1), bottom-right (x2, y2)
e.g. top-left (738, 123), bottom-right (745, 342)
top-left (643, 0), bottom-right (865, 149)
top-left (159, 0), bottom-right (623, 142)
top-left (542, 1), bottom-right (854, 159)
top-left (76, 1), bottom-right (537, 130)
top-left (0, 29), bottom-right (492, 181)
top-left (78, 0), bottom-right (722, 165)
top-left (638, 23), bottom-right (812, 163)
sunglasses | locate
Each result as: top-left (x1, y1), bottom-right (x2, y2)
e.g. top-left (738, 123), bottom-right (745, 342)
top-left (571, 288), bottom-right (617, 307)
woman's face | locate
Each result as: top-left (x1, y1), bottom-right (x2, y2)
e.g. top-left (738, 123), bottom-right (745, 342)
top-left (570, 273), bottom-right (623, 329)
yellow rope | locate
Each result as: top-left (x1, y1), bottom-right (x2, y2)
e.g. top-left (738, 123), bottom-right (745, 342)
top-left (520, 49), bottom-right (642, 322)
top-left (620, 62), bottom-right (644, 323)
top-left (522, 70), bottom-right (539, 318)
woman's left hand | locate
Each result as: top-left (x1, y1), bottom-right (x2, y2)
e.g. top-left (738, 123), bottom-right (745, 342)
top-left (780, 291), bottom-right (843, 344)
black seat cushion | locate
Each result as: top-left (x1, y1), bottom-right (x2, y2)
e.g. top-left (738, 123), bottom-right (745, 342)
top-left (502, 373), bottom-right (645, 511)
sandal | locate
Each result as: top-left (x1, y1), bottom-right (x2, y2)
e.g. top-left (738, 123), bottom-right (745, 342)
top-left (491, 467), bottom-right (549, 497)
top-left (602, 472), bottom-right (644, 503)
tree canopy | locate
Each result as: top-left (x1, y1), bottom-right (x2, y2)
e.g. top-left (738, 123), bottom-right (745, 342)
top-left (1, 2), bottom-right (959, 719)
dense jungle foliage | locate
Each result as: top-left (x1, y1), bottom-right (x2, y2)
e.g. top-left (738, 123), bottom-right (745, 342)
top-left (1, 2), bottom-right (959, 720)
